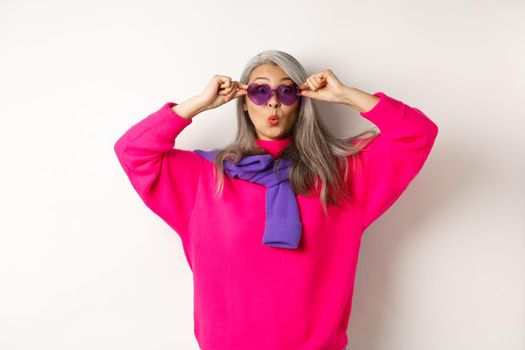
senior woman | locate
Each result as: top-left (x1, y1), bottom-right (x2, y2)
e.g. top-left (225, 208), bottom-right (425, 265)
top-left (114, 49), bottom-right (439, 350)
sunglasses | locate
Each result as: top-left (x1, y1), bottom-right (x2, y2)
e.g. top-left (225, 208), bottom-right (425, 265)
top-left (246, 83), bottom-right (302, 106)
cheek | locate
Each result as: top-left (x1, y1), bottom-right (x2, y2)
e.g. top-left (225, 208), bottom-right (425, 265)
top-left (247, 108), bottom-right (265, 125)
top-left (249, 106), bottom-right (266, 119)
top-left (285, 105), bottom-right (300, 119)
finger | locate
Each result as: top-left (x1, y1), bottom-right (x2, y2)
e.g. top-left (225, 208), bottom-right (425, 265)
top-left (224, 83), bottom-right (240, 101)
top-left (234, 88), bottom-right (247, 97)
top-left (224, 89), bottom-right (237, 102)
top-left (315, 76), bottom-right (327, 88)
top-left (220, 84), bottom-right (235, 95)
top-left (300, 88), bottom-right (315, 98)
top-left (298, 82), bottom-right (308, 90)
top-left (317, 71), bottom-right (329, 80)
top-left (323, 69), bottom-right (336, 80)
top-left (233, 83), bottom-right (246, 94)
top-left (307, 77), bottom-right (317, 91)
top-left (219, 76), bottom-right (232, 88)
top-left (219, 81), bottom-right (237, 95)
top-left (219, 88), bottom-right (233, 96)
top-left (307, 72), bottom-right (323, 82)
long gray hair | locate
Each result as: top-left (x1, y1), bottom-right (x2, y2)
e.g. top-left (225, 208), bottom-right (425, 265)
top-left (210, 49), bottom-right (379, 216)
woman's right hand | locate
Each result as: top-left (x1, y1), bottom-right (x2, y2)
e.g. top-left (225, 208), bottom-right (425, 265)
top-left (197, 75), bottom-right (247, 111)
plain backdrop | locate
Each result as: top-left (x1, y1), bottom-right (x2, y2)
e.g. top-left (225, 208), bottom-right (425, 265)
top-left (1, 0), bottom-right (523, 349)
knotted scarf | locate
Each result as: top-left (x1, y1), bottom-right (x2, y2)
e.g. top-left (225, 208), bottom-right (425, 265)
top-left (194, 149), bottom-right (302, 249)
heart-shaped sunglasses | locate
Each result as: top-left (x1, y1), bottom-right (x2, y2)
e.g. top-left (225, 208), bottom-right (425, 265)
top-left (246, 83), bottom-right (302, 106)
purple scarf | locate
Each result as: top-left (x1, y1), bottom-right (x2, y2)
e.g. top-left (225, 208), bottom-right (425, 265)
top-left (194, 149), bottom-right (302, 249)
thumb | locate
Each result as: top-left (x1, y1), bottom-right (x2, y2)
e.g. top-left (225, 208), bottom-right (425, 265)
top-left (298, 83), bottom-right (316, 98)
top-left (233, 87), bottom-right (247, 98)
top-left (300, 87), bottom-right (316, 98)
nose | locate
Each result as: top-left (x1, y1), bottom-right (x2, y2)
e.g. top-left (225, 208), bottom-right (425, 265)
top-left (267, 90), bottom-right (280, 108)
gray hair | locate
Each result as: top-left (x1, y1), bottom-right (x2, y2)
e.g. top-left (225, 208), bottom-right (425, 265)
top-left (211, 49), bottom-right (378, 216)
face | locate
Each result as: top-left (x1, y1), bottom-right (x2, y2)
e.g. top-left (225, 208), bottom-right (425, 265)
top-left (243, 63), bottom-right (301, 141)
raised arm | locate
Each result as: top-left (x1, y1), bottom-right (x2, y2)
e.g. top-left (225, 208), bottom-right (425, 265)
top-left (345, 90), bottom-right (439, 232)
top-left (113, 73), bottom-right (250, 239)
top-left (113, 99), bottom-right (208, 239)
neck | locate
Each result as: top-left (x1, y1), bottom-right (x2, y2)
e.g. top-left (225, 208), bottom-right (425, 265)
top-left (255, 135), bottom-right (293, 158)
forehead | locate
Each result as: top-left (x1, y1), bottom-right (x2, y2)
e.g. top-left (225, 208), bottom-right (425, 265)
top-left (249, 63), bottom-right (292, 83)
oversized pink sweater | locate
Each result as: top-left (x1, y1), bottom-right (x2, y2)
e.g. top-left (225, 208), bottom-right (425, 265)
top-left (114, 92), bottom-right (439, 350)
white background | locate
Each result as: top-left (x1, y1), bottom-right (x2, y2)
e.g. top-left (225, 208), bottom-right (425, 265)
top-left (1, 0), bottom-right (523, 349)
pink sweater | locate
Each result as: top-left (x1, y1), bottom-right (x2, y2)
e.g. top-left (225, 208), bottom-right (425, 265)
top-left (114, 92), bottom-right (438, 350)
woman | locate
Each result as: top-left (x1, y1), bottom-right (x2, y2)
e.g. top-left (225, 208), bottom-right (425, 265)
top-left (114, 50), bottom-right (439, 350)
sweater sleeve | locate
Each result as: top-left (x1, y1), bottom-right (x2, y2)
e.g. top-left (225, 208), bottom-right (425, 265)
top-left (350, 92), bottom-right (439, 232)
top-left (113, 102), bottom-right (206, 239)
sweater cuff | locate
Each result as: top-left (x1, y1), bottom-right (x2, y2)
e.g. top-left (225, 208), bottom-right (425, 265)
top-left (149, 102), bottom-right (193, 139)
top-left (360, 92), bottom-right (406, 131)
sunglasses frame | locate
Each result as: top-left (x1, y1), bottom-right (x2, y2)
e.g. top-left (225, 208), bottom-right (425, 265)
top-left (246, 82), bottom-right (302, 106)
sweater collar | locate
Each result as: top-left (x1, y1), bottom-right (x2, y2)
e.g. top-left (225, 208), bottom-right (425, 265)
top-left (255, 135), bottom-right (293, 158)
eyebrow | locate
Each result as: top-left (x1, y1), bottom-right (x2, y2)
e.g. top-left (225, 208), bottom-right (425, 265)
top-left (253, 77), bottom-right (293, 82)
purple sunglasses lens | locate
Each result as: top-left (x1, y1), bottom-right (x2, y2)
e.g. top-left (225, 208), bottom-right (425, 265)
top-left (278, 84), bottom-right (301, 105)
top-left (247, 83), bottom-right (301, 106)
top-left (246, 84), bottom-right (269, 105)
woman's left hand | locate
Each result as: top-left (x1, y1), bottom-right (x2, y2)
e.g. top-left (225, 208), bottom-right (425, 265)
top-left (299, 69), bottom-right (347, 104)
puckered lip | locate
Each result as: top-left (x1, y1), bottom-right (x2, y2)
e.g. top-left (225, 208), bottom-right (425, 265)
top-left (267, 114), bottom-right (278, 119)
